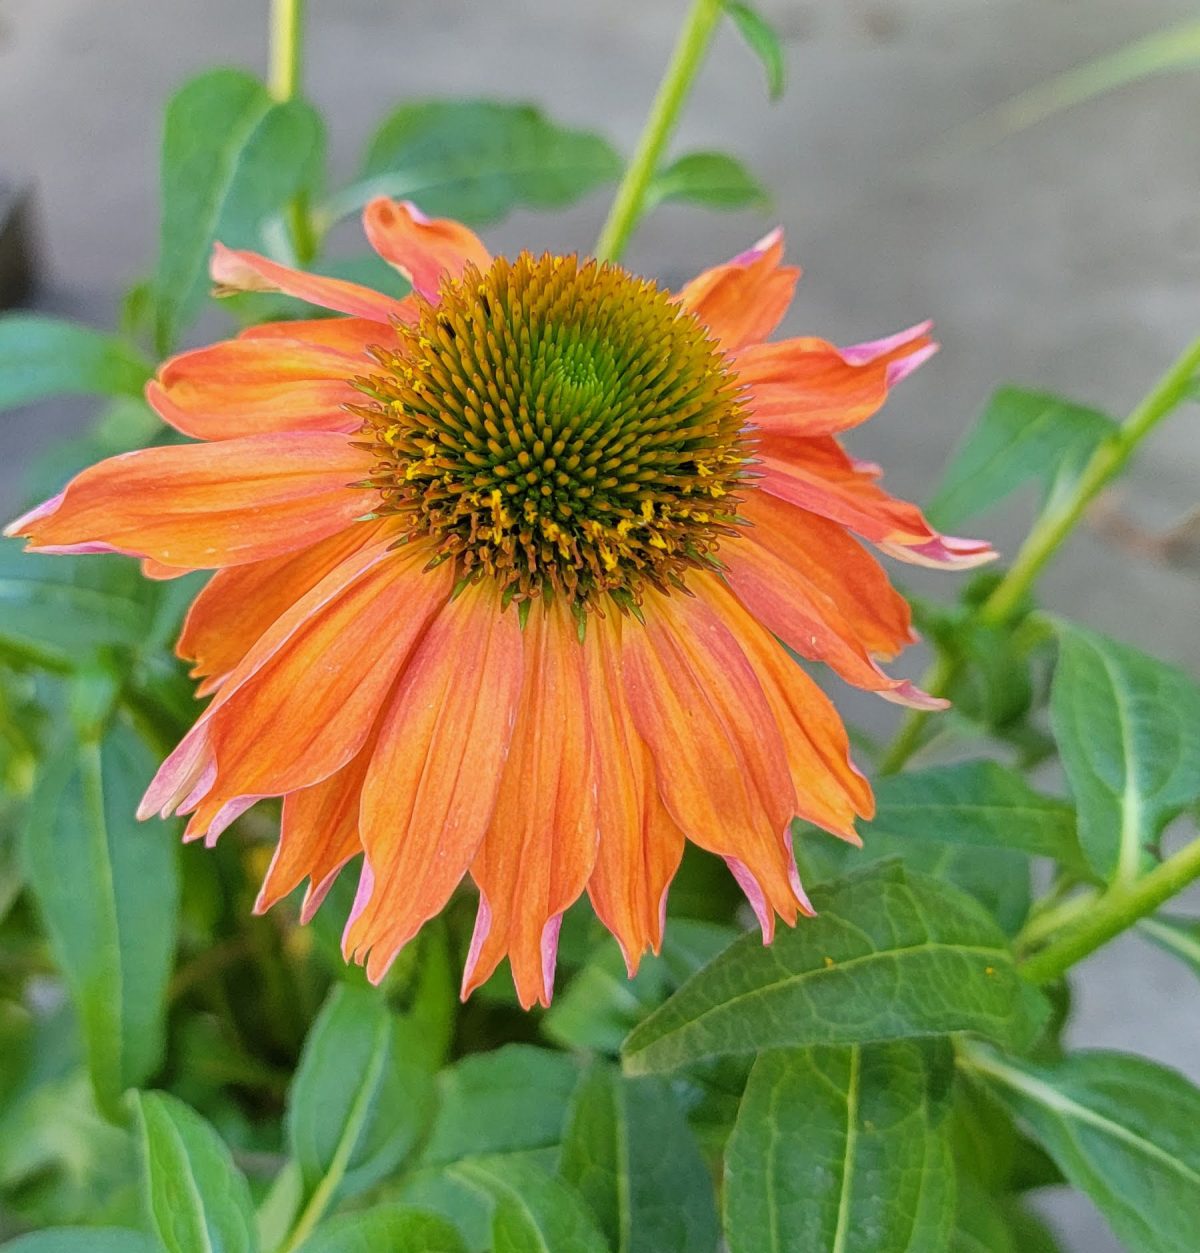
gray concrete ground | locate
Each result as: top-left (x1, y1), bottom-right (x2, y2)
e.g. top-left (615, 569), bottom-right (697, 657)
top-left (3, 1), bottom-right (1199, 1247)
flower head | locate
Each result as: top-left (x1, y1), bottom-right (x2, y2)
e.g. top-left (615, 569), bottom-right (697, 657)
top-left (6, 199), bottom-right (993, 1006)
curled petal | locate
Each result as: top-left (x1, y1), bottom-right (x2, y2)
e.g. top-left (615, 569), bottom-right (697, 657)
top-left (210, 242), bottom-right (412, 323)
top-left (737, 322), bottom-right (936, 437)
top-left (344, 581), bottom-right (524, 983)
top-left (622, 588), bottom-right (805, 933)
top-left (6, 434), bottom-right (377, 570)
top-left (676, 228), bottom-right (800, 352)
top-left (363, 198), bottom-right (492, 302)
top-left (463, 600), bottom-right (598, 1007)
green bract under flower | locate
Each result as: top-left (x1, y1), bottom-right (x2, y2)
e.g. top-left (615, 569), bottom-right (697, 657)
top-left (357, 252), bottom-right (750, 611)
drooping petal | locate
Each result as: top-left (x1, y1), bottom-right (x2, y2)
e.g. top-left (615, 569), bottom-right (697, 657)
top-left (462, 600), bottom-right (598, 1007)
top-left (147, 331), bottom-right (381, 440)
top-left (177, 524), bottom-right (387, 695)
top-left (675, 228), bottom-right (800, 352)
top-left (696, 577), bottom-right (873, 839)
top-left (210, 242), bottom-right (412, 323)
top-left (238, 316), bottom-right (398, 355)
top-left (344, 581), bottom-right (524, 983)
top-left (582, 611), bottom-right (684, 974)
top-left (6, 434), bottom-right (377, 569)
top-left (363, 198), bottom-right (492, 302)
top-left (736, 322), bottom-right (936, 437)
top-left (756, 433), bottom-right (997, 569)
top-left (255, 732), bottom-right (376, 922)
top-left (621, 587), bottom-right (806, 937)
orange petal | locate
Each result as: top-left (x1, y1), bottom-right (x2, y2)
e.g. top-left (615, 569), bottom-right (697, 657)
top-left (362, 198), bottom-right (492, 301)
top-left (177, 524), bottom-right (386, 695)
top-left (462, 600), bottom-right (598, 1008)
top-left (6, 433), bottom-right (377, 570)
top-left (255, 732), bottom-right (376, 922)
top-left (736, 322), bottom-right (936, 437)
top-left (582, 611), bottom-right (684, 975)
top-left (757, 434), bottom-right (996, 569)
top-left (239, 316), bottom-right (403, 355)
top-left (739, 490), bottom-right (914, 659)
top-left (344, 580), bottom-right (524, 983)
top-left (676, 229), bottom-right (800, 353)
top-left (179, 541), bottom-right (453, 841)
top-left (210, 242), bottom-right (411, 323)
top-left (621, 588), bottom-right (805, 937)
top-left (148, 337), bottom-right (369, 440)
top-left (696, 577), bottom-right (874, 838)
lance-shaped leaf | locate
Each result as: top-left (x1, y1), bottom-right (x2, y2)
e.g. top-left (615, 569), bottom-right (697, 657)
top-left (560, 1064), bottom-right (718, 1252)
top-left (1050, 623), bottom-right (1200, 882)
top-left (1139, 913), bottom-right (1200, 978)
top-left (286, 984), bottom-right (434, 1209)
top-left (0, 1232), bottom-right (157, 1253)
top-left (155, 69), bottom-right (324, 351)
top-left (292, 1205), bottom-right (467, 1253)
top-left (327, 100), bottom-right (621, 226)
top-left (724, 1041), bottom-right (955, 1252)
top-left (0, 316), bottom-right (151, 412)
top-left (928, 387), bottom-right (1116, 530)
top-left (134, 1091), bottom-right (257, 1253)
top-left (647, 151), bottom-right (768, 211)
top-left (962, 1045), bottom-right (1200, 1253)
top-left (23, 718), bottom-right (179, 1118)
top-left (724, 3), bottom-right (786, 100)
top-left (622, 862), bottom-right (1044, 1075)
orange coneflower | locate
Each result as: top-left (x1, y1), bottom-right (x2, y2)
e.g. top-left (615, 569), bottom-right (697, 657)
top-left (6, 200), bottom-right (992, 1006)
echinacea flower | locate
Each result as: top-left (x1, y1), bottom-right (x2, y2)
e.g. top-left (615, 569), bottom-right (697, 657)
top-left (6, 199), bottom-right (993, 1007)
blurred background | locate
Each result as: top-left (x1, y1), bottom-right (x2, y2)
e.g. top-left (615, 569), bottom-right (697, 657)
top-left (2, 2), bottom-right (1198, 1246)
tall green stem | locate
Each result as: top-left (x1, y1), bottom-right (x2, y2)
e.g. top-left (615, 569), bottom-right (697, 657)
top-left (1020, 835), bottom-right (1200, 984)
top-left (268, 0), bottom-right (316, 263)
top-left (879, 331), bottom-right (1200, 775)
top-left (594, 0), bottom-right (725, 262)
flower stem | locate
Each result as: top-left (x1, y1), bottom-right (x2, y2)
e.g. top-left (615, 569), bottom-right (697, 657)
top-left (268, 0), bottom-right (317, 263)
top-left (593, 0), bottom-right (725, 263)
top-left (879, 331), bottom-right (1200, 775)
top-left (1020, 835), bottom-right (1200, 984)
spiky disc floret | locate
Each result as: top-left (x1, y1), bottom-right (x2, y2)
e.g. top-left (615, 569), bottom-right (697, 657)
top-left (356, 252), bottom-right (750, 611)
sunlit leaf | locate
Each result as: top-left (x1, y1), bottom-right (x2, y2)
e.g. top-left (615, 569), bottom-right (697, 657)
top-left (134, 1090), bottom-right (257, 1253)
top-left (622, 862), bottom-right (1045, 1075)
top-left (1050, 623), bottom-right (1200, 882)
top-left (724, 1041), bottom-right (955, 1252)
top-left (0, 316), bottom-right (151, 412)
top-left (328, 100), bottom-right (622, 226)
top-left (155, 69), bottom-right (324, 352)
top-left (724, 3), bottom-right (786, 100)
top-left (560, 1063), bottom-right (718, 1252)
top-left (963, 1045), bottom-right (1200, 1253)
top-left (23, 718), bottom-right (179, 1117)
top-left (294, 1205), bottom-right (467, 1253)
top-left (647, 151), bottom-right (768, 210)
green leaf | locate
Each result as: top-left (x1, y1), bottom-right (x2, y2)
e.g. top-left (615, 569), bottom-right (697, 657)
top-left (963, 1046), bottom-right (1200, 1253)
top-left (724, 3), bottom-right (786, 100)
top-left (421, 1045), bottom-right (580, 1166)
top-left (286, 984), bottom-right (433, 1208)
top-left (134, 1090), bottom-right (257, 1253)
top-left (155, 69), bottom-right (324, 351)
top-left (330, 100), bottom-right (622, 226)
top-left (0, 316), bottom-right (151, 412)
top-left (1139, 913), bottom-right (1200, 977)
top-left (724, 1041), bottom-right (955, 1252)
top-left (622, 861), bottom-right (1045, 1076)
top-left (928, 387), bottom-right (1116, 530)
top-left (0, 1231), bottom-right (157, 1253)
top-left (647, 151), bottom-right (768, 210)
top-left (294, 1205), bottom-right (467, 1253)
top-left (559, 1064), bottom-right (718, 1252)
top-left (1050, 623), bottom-right (1200, 881)
top-left (452, 1157), bottom-right (607, 1253)
top-left (23, 719), bottom-right (179, 1117)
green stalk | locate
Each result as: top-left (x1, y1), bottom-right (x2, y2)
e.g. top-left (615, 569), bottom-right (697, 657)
top-left (593, 0), bottom-right (725, 262)
top-left (1020, 836), bottom-right (1200, 984)
top-left (879, 331), bottom-right (1200, 775)
top-left (268, 0), bottom-right (317, 263)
